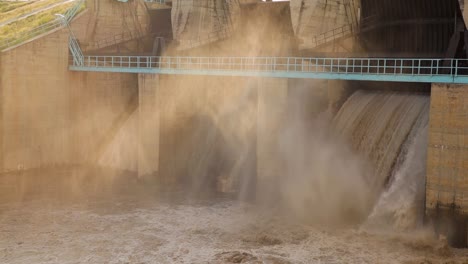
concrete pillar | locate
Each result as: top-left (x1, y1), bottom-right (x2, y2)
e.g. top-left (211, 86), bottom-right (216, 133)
top-left (138, 74), bottom-right (160, 178)
top-left (0, 56), bottom-right (3, 173)
top-left (328, 79), bottom-right (352, 115)
top-left (256, 77), bottom-right (289, 202)
top-left (426, 83), bottom-right (468, 247)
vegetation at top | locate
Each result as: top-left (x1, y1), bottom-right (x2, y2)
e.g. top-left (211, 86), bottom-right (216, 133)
top-left (0, 0), bottom-right (85, 49)
top-left (0, 0), bottom-right (67, 25)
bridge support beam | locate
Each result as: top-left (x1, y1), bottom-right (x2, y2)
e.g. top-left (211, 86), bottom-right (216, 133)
top-left (256, 78), bottom-right (289, 203)
top-left (426, 83), bottom-right (468, 247)
top-left (138, 74), bottom-right (160, 178)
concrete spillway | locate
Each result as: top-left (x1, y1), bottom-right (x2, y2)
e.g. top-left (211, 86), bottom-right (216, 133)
top-left (334, 90), bottom-right (430, 195)
top-left (334, 90), bottom-right (430, 229)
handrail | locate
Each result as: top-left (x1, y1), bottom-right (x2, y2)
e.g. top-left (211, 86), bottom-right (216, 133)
top-left (68, 56), bottom-right (468, 83)
top-left (64, 0), bottom-right (85, 22)
top-left (0, 19), bottom-right (64, 51)
top-left (143, 0), bottom-right (166, 3)
top-left (301, 24), bottom-right (354, 49)
top-left (0, 0), bottom-right (85, 52)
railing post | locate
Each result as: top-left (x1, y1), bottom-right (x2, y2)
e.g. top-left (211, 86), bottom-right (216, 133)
top-left (450, 59), bottom-right (453, 76)
top-left (455, 59), bottom-right (458, 77)
top-left (418, 59), bottom-right (421, 74)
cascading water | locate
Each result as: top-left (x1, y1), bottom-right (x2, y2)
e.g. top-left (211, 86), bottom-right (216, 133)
top-left (365, 110), bottom-right (429, 230)
top-left (333, 90), bottom-right (430, 228)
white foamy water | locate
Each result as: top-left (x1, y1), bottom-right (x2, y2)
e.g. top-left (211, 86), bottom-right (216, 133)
top-left (365, 104), bottom-right (430, 231)
top-left (1, 195), bottom-right (466, 264)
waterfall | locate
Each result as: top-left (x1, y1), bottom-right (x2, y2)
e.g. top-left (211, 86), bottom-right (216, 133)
top-left (365, 110), bottom-right (429, 230)
top-left (333, 90), bottom-right (430, 228)
top-left (333, 90), bottom-right (430, 197)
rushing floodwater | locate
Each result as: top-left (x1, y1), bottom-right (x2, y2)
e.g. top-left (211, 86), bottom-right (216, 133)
top-left (0, 168), bottom-right (467, 264)
top-left (1, 90), bottom-right (467, 263)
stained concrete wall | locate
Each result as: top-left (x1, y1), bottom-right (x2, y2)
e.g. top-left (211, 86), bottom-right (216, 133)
top-left (0, 0), bottom-right (148, 173)
top-left (171, 0), bottom-right (241, 50)
top-left (290, 0), bottom-right (359, 50)
top-left (426, 84), bottom-right (468, 216)
top-left (83, 0), bottom-right (149, 47)
top-left (0, 27), bottom-right (73, 171)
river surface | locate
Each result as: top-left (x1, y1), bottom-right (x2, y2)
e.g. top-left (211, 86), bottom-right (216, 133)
top-left (0, 168), bottom-right (467, 264)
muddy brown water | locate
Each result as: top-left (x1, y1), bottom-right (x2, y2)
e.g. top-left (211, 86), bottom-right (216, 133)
top-left (0, 168), bottom-right (467, 264)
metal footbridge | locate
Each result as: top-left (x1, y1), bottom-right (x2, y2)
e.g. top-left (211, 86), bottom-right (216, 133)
top-left (69, 54), bottom-right (468, 84)
top-left (58, 0), bottom-right (468, 85)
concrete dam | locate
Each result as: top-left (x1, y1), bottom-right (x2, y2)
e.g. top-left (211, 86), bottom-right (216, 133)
top-left (0, 0), bottom-right (468, 262)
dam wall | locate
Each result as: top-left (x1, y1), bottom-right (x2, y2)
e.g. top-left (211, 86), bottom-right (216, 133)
top-left (82, 0), bottom-right (150, 47)
top-left (0, 0), bottom-right (150, 173)
top-left (1, 0), bottom-right (467, 233)
top-left (426, 84), bottom-right (468, 216)
top-left (426, 83), bottom-right (468, 246)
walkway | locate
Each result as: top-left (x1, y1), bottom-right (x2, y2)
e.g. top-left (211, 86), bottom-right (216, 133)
top-left (68, 55), bottom-right (468, 84)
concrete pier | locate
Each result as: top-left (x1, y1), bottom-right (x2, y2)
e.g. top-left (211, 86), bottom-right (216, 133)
top-left (426, 83), bottom-right (468, 246)
top-left (138, 74), bottom-right (160, 178)
top-left (256, 77), bottom-right (288, 202)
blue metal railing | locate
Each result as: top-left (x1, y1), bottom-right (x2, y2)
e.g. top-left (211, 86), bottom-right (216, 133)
top-left (63, 18), bottom-right (84, 66)
top-left (68, 55), bottom-right (468, 84)
top-left (0, 19), bottom-right (65, 51)
top-left (64, 0), bottom-right (85, 23)
top-left (143, 0), bottom-right (166, 3)
top-left (0, 0), bottom-right (85, 52)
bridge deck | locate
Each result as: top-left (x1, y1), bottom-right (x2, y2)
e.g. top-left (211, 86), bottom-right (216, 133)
top-left (69, 56), bottom-right (468, 84)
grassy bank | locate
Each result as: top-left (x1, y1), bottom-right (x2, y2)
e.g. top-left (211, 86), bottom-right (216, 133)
top-left (0, 1), bottom-right (85, 49)
top-left (0, 1), bottom-right (34, 13)
top-left (0, 0), bottom-right (66, 24)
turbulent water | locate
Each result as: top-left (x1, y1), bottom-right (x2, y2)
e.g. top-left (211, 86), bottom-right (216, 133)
top-left (2, 90), bottom-right (467, 263)
top-left (333, 90), bottom-right (430, 208)
top-left (1, 168), bottom-right (466, 264)
top-left (365, 104), bottom-right (430, 231)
